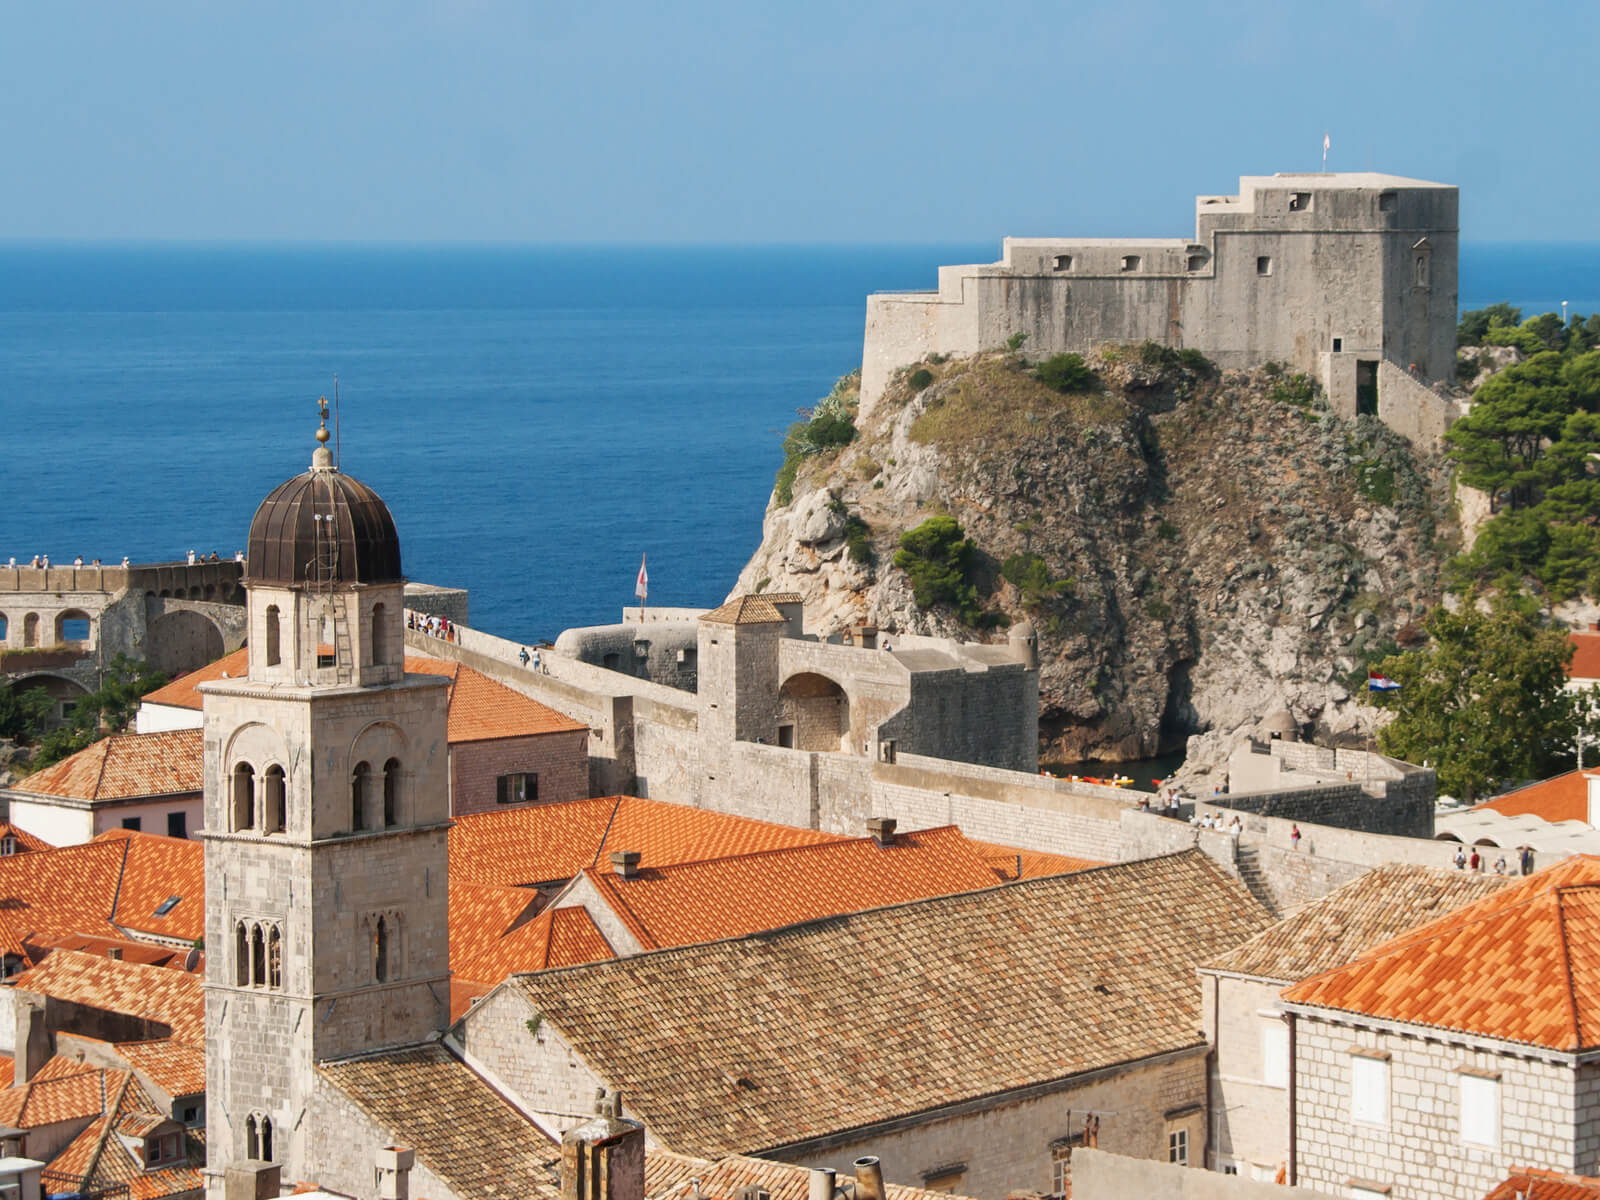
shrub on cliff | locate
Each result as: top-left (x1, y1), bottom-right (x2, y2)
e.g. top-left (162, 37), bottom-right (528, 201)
top-left (894, 516), bottom-right (980, 624)
top-left (1035, 353), bottom-right (1095, 394)
top-left (773, 373), bottom-right (860, 507)
top-left (1000, 551), bottom-right (1072, 610)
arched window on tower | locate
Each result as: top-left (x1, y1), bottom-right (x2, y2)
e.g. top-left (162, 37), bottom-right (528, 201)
top-left (265, 604), bottom-right (281, 666)
top-left (268, 925), bottom-right (282, 989)
top-left (263, 766), bottom-right (286, 834)
top-left (351, 761), bottom-right (371, 831)
top-left (370, 602), bottom-right (388, 665)
top-left (261, 1115), bottom-right (274, 1161)
top-left (232, 763), bottom-right (255, 832)
top-left (245, 1114), bottom-right (259, 1160)
top-left (235, 921), bottom-right (248, 987)
top-left (374, 915), bottom-right (389, 983)
top-left (383, 758), bottom-right (401, 827)
top-left (250, 923), bottom-right (265, 987)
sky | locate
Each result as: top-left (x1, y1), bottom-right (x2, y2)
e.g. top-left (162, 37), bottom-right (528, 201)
top-left (3, 0), bottom-right (1595, 244)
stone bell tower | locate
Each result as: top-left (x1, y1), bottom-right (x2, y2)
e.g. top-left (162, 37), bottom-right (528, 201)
top-left (200, 403), bottom-right (451, 1194)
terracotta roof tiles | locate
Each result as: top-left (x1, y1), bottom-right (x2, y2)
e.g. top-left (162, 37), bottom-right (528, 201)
top-left (1204, 864), bottom-right (1511, 983)
top-left (13, 729), bottom-right (202, 801)
top-left (1283, 856), bottom-right (1600, 1050)
top-left (965, 838), bottom-right (1104, 881)
top-left (114, 1038), bottom-right (206, 1098)
top-left (1570, 631), bottom-right (1600, 682)
top-left (646, 1154), bottom-right (972, 1200)
top-left (580, 826), bottom-right (1004, 950)
top-left (0, 823), bottom-right (53, 854)
top-left (1485, 1170), bottom-right (1600, 1200)
top-left (514, 850), bottom-right (1271, 1159)
top-left (700, 596), bottom-right (786, 625)
top-left (13, 950), bottom-right (204, 1045)
top-left (450, 796), bottom-right (842, 889)
top-left (1475, 770), bottom-right (1594, 825)
top-left (450, 884), bottom-right (613, 987)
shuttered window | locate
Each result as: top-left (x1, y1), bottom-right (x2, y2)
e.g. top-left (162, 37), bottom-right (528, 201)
top-left (1261, 1023), bottom-right (1289, 1088)
top-left (1351, 1055), bottom-right (1388, 1125)
top-left (1460, 1074), bottom-right (1499, 1146)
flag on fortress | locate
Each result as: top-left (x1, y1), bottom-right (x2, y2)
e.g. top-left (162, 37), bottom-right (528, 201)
top-left (635, 554), bottom-right (648, 600)
top-left (1368, 672), bottom-right (1401, 692)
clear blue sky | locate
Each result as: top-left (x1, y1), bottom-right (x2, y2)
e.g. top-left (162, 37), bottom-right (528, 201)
top-left (3, 0), bottom-right (1593, 244)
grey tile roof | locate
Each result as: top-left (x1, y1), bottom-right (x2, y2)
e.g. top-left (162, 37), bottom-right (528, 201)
top-left (514, 851), bottom-right (1271, 1159)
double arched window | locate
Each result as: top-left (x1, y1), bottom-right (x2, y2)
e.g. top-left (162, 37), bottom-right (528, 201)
top-left (231, 761), bottom-right (287, 834)
top-left (234, 919), bottom-right (284, 990)
top-left (245, 1112), bottom-right (274, 1162)
top-left (352, 758), bottom-right (403, 831)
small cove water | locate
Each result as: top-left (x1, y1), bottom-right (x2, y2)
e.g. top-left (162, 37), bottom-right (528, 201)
top-left (2, 240), bottom-right (1597, 651)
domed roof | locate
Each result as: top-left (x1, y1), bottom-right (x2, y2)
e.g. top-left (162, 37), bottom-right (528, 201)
top-left (245, 412), bottom-right (403, 587)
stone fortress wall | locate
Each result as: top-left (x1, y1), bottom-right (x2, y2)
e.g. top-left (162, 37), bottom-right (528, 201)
top-left (860, 173), bottom-right (1462, 446)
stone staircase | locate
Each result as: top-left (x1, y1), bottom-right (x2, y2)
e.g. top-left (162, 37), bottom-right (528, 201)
top-left (1234, 844), bottom-right (1279, 918)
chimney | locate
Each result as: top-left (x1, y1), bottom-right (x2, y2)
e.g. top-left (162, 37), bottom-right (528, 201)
top-left (808, 1169), bottom-right (837, 1200)
top-left (610, 850), bottom-right (642, 880)
top-left (865, 818), bottom-right (897, 848)
top-left (0, 1159), bottom-right (42, 1200)
top-left (561, 1094), bottom-right (645, 1200)
top-left (107, 947), bottom-right (122, 961)
top-left (14, 997), bottom-right (49, 1086)
top-left (223, 1163), bottom-right (282, 1200)
top-left (376, 1145), bottom-right (415, 1200)
top-left (853, 1158), bottom-right (885, 1200)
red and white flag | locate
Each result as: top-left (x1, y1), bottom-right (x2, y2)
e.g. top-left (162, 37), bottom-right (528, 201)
top-left (635, 555), bottom-right (649, 600)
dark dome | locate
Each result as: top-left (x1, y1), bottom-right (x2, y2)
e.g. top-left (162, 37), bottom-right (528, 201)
top-left (246, 469), bottom-right (403, 586)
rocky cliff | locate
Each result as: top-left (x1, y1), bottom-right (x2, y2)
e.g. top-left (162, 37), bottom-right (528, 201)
top-left (732, 347), bottom-right (1457, 776)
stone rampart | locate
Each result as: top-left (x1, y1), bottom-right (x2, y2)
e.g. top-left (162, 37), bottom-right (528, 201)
top-left (1070, 1148), bottom-right (1327, 1200)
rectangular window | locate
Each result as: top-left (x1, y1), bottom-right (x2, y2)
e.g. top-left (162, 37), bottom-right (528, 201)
top-left (1460, 1073), bottom-right (1499, 1146)
top-left (1187, 254), bottom-right (1207, 272)
top-left (496, 773), bottom-right (539, 805)
top-left (1378, 192), bottom-right (1397, 213)
top-left (1289, 191), bottom-right (1312, 212)
top-left (1168, 1128), bottom-right (1188, 1165)
top-left (1050, 1138), bottom-right (1082, 1196)
top-left (1351, 1054), bottom-right (1389, 1125)
top-left (1053, 254), bottom-right (1073, 271)
top-left (1261, 1022), bottom-right (1290, 1088)
top-left (122, 816), bottom-right (142, 832)
top-left (1121, 255), bottom-right (1141, 272)
top-left (167, 811), bottom-right (188, 839)
top-left (921, 1168), bottom-right (966, 1194)
top-left (1257, 255), bottom-right (1272, 276)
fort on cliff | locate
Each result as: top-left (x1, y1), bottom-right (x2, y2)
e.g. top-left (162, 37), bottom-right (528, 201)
top-left (860, 172), bottom-right (1462, 444)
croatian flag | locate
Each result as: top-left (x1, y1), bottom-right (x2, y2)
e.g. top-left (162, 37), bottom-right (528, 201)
top-left (635, 555), bottom-right (648, 600)
top-left (1368, 672), bottom-right (1401, 692)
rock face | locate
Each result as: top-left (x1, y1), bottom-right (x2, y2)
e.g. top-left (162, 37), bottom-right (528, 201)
top-left (733, 350), bottom-right (1456, 775)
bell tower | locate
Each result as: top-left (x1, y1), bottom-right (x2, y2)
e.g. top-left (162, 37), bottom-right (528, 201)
top-left (200, 404), bottom-right (451, 1194)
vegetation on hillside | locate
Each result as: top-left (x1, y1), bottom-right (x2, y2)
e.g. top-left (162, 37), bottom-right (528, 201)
top-left (774, 371), bottom-right (860, 507)
top-left (893, 516), bottom-right (981, 626)
top-left (3, 656), bottom-right (168, 772)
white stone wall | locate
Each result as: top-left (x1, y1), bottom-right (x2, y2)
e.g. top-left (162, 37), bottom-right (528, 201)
top-left (1201, 974), bottom-right (1291, 1178)
top-left (457, 984), bottom-right (608, 1137)
top-left (1292, 1013), bottom-right (1591, 1200)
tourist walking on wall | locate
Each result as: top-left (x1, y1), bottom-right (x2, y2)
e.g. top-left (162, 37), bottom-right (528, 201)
top-left (519, 647), bottom-right (530, 667)
top-left (1453, 846), bottom-right (1467, 870)
top-left (1520, 845), bottom-right (1535, 875)
top-left (1469, 848), bottom-right (1481, 871)
top-left (1290, 824), bottom-right (1301, 850)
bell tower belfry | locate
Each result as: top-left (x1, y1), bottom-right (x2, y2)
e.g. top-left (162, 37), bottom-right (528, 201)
top-left (200, 405), bottom-right (451, 1193)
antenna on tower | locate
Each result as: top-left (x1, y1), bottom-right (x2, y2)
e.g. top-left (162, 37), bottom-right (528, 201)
top-left (334, 374), bottom-right (342, 471)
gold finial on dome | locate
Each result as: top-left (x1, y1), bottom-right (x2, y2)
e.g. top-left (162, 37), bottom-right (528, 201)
top-left (312, 396), bottom-right (335, 469)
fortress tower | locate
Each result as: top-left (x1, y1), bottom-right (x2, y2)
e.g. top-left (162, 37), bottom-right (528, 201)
top-left (200, 407), bottom-right (451, 1192)
top-left (860, 172), bottom-right (1461, 445)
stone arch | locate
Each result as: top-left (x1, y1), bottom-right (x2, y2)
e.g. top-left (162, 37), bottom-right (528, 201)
top-left (10, 674), bottom-right (90, 727)
top-left (55, 609), bottom-right (93, 646)
top-left (350, 721), bottom-right (409, 776)
top-left (778, 671), bottom-right (852, 752)
top-left (1433, 832), bottom-right (1462, 842)
top-left (1473, 837), bottom-right (1500, 848)
top-left (146, 609), bottom-right (226, 676)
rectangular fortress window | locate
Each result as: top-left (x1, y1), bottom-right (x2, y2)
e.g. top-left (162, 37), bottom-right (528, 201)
top-left (1052, 254), bottom-right (1072, 271)
top-left (1379, 191), bottom-right (1398, 213)
top-left (1289, 191), bottom-right (1312, 211)
top-left (1121, 255), bottom-right (1140, 272)
top-left (1333, 337), bottom-right (1343, 352)
top-left (1257, 256), bottom-right (1272, 276)
top-left (1187, 254), bottom-right (1206, 272)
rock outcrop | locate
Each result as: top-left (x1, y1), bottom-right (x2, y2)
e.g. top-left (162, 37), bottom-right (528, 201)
top-left (733, 349), bottom-right (1456, 776)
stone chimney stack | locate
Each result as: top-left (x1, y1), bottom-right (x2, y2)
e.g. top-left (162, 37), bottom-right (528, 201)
top-left (561, 1094), bottom-right (645, 1200)
top-left (376, 1146), bottom-right (415, 1200)
top-left (853, 1157), bottom-right (886, 1200)
top-left (13, 996), bottom-right (50, 1086)
top-left (610, 850), bottom-right (642, 880)
top-left (865, 818), bottom-right (897, 848)
top-left (223, 1164), bottom-right (282, 1200)
top-left (808, 1168), bottom-right (837, 1200)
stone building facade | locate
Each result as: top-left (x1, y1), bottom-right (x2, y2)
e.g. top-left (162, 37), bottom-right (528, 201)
top-left (860, 173), bottom-right (1461, 444)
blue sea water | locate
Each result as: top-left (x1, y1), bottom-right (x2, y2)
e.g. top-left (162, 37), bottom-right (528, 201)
top-left (2, 241), bottom-right (1598, 645)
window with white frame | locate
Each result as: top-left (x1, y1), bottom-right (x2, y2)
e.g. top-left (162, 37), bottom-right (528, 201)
top-left (1351, 1054), bottom-right (1389, 1125)
top-left (1460, 1072), bottom-right (1499, 1146)
top-left (1050, 1137), bottom-right (1082, 1196)
top-left (1168, 1128), bottom-right (1188, 1165)
top-left (1261, 1022), bottom-right (1290, 1088)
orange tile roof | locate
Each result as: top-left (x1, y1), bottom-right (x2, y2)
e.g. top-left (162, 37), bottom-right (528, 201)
top-left (700, 595), bottom-right (786, 625)
top-left (449, 796), bottom-right (843, 889)
top-left (965, 838), bottom-right (1104, 881)
top-left (141, 647), bottom-right (582, 742)
top-left (646, 1153), bottom-right (973, 1200)
top-left (1570, 632), bottom-right (1600, 682)
top-left (13, 950), bottom-right (204, 1045)
top-left (1486, 1170), bottom-right (1600, 1200)
top-left (1283, 856), bottom-right (1600, 1050)
top-left (13, 729), bottom-right (202, 801)
top-left (0, 1059), bottom-right (109, 1128)
top-left (0, 823), bottom-right (53, 854)
top-left (94, 829), bottom-right (204, 943)
top-left (580, 826), bottom-right (1004, 950)
top-left (114, 1038), bottom-right (206, 1098)
top-left (1476, 769), bottom-right (1594, 825)
top-left (450, 883), bottom-right (613, 987)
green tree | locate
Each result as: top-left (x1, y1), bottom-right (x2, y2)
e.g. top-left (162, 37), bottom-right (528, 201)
top-left (25, 656), bottom-right (169, 771)
top-left (894, 516), bottom-right (980, 624)
top-left (1444, 351), bottom-right (1571, 510)
top-left (1371, 592), bottom-right (1574, 801)
top-left (0, 681), bottom-right (54, 744)
top-left (1458, 302), bottom-right (1522, 347)
top-left (1035, 353), bottom-right (1095, 394)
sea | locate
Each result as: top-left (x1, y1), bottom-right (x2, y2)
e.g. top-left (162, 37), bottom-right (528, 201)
top-left (2, 241), bottom-right (1599, 647)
